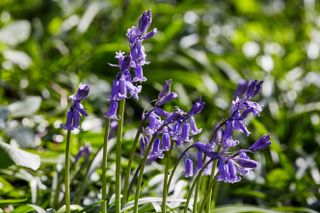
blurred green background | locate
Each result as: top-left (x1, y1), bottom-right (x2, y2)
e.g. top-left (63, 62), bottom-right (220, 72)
top-left (0, 0), bottom-right (319, 212)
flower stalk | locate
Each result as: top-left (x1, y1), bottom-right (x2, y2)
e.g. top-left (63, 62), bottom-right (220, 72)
top-left (162, 145), bottom-right (173, 213)
top-left (122, 119), bottom-right (146, 204)
top-left (101, 119), bottom-right (111, 213)
top-left (115, 99), bottom-right (125, 213)
top-left (64, 130), bottom-right (71, 213)
top-left (184, 159), bottom-right (214, 213)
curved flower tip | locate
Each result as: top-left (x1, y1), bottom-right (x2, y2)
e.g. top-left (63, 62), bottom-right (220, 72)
top-left (155, 80), bottom-right (178, 106)
top-left (73, 83), bottom-right (90, 102)
top-left (189, 97), bottom-right (205, 116)
top-left (249, 134), bottom-right (271, 152)
top-left (246, 80), bottom-right (263, 99)
top-left (138, 10), bottom-right (152, 34)
top-left (75, 143), bottom-right (91, 163)
top-left (234, 80), bottom-right (248, 98)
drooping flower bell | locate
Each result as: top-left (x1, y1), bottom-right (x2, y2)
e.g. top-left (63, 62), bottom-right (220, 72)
top-left (185, 157), bottom-right (194, 178)
top-left (61, 83), bottom-right (90, 131)
top-left (249, 134), bottom-right (271, 152)
top-left (75, 143), bottom-right (91, 163)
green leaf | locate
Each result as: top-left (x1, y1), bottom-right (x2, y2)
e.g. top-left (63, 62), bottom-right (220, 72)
top-left (12, 205), bottom-right (34, 213)
top-left (0, 20), bottom-right (31, 46)
top-left (0, 176), bottom-right (14, 193)
top-left (8, 96), bottom-right (42, 118)
top-left (214, 205), bottom-right (279, 213)
top-left (57, 205), bottom-right (83, 213)
top-left (0, 141), bottom-right (40, 170)
top-left (121, 197), bottom-right (187, 212)
top-left (12, 204), bottom-right (45, 213)
top-left (272, 206), bottom-right (319, 213)
top-left (0, 198), bottom-right (27, 205)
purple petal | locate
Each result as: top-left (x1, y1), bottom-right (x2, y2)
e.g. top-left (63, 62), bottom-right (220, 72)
top-left (138, 10), bottom-right (152, 33)
top-left (249, 134), bottom-right (271, 152)
top-left (189, 116), bottom-right (202, 135)
top-left (185, 158), bottom-right (194, 178)
top-left (189, 98), bottom-right (205, 115)
top-left (61, 109), bottom-right (74, 131)
top-left (74, 83), bottom-right (90, 101)
top-left (133, 66), bottom-right (147, 82)
top-left (196, 150), bottom-right (203, 171)
top-left (162, 132), bottom-right (170, 151)
top-left (105, 100), bottom-right (118, 120)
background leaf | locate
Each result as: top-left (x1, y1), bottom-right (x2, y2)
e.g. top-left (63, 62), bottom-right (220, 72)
top-left (0, 141), bottom-right (40, 170)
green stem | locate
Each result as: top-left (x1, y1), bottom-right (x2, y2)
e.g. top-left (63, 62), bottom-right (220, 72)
top-left (206, 145), bottom-right (221, 212)
top-left (161, 146), bottom-right (173, 213)
top-left (206, 160), bottom-right (218, 213)
top-left (115, 99), bottom-right (126, 213)
top-left (211, 181), bottom-right (219, 211)
top-left (64, 130), bottom-right (71, 213)
top-left (127, 163), bottom-right (141, 195)
top-left (132, 134), bottom-right (157, 213)
top-left (167, 145), bottom-right (194, 192)
top-left (184, 159), bottom-right (213, 213)
top-left (192, 177), bottom-right (200, 213)
top-left (122, 120), bottom-right (145, 204)
top-left (74, 144), bottom-right (103, 204)
top-left (198, 174), bottom-right (218, 212)
top-left (200, 176), bottom-right (208, 211)
top-left (101, 119), bottom-right (111, 213)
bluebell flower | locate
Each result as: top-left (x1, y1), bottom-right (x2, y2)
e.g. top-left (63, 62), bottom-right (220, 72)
top-left (189, 116), bottom-right (202, 135)
top-left (62, 83), bottom-right (90, 131)
top-left (245, 80), bottom-right (263, 99)
top-left (116, 52), bottom-right (132, 77)
top-left (140, 80), bottom-right (203, 162)
top-left (126, 10), bottom-right (157, 83)
top-left (162, 132), bottom-right (171, 151)
top-left (221, 120), bottom-right (239, 149)
top-left (148, 137), bottom-right (164, 161)
top-left (75, 143), bottom-right (91, 163)
top-left (105, 100), bottom-right (118, 120)
top-left (145, 111), bottom-right (163, 135)
top-left (153, 107), bottom-right (171, 117)
top-left (219, 80), bottom-right (264, 149)
top-left (249, 134), bottom-right (271, 152)
top-left (155, 80), bottom-right (178, 107)
top-left (235, 152), bottom-right (258, 175)
top-left (196, 150), bottom-right (203, 171)
top-left (185, 157), bottom-right (194, 178)
top-left (233, 80), bottom-right (248, 98)
top-left (189, 80), bottom-right (271, 183)
top-left (189, 98), bottom-right (205, 116)
top-left (105, 53), bottom-right (142, 119)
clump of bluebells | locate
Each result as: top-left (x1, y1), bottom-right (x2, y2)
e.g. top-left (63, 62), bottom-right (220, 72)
top-left (105, 10), bottom-right (157, 120)
top-left (61, 83), bottom-right (90, 131)
top-left (190, 80), bottom-right (271, 183)
top-left (59, 10), bottom-right (271, 213)
top-left (139, 80), bottom-right (205, 162)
